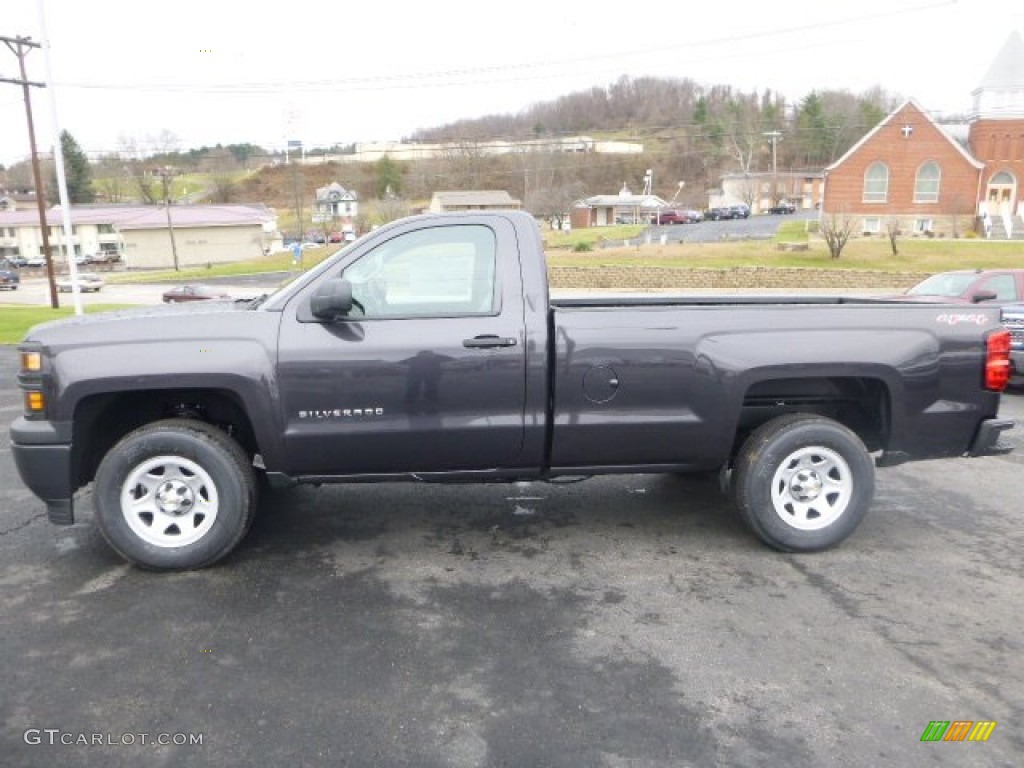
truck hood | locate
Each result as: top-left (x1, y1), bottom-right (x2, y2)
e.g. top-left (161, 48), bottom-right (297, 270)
top-left (21, 300), bottom-right (270, 348)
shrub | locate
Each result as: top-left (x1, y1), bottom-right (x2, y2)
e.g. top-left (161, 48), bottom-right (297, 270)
top-left (572, 242), bottom-right (593, 253)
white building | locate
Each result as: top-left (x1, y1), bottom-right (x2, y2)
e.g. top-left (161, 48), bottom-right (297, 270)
top-left (312, 182), bottom-right (358, 224)
top-left (0, 204), bottom-right (279, 269)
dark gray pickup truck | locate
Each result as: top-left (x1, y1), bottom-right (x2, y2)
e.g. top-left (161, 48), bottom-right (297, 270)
top-left (11, 211), bottom-right (1015, 569)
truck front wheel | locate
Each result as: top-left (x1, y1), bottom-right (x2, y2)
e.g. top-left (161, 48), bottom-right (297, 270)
top-left (93, 419), bottom-right (256, 570)
top-left (732, 414), bottom-right (874, 552)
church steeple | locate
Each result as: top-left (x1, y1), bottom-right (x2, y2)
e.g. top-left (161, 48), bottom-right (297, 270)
top-left (971, 30), bottom-right (1024, 119)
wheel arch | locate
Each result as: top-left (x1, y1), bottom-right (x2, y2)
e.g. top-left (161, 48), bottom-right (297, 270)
top-left (732, 375), bottom-right (892, 460)
top-left (71, 388), bottom-right (261, 490)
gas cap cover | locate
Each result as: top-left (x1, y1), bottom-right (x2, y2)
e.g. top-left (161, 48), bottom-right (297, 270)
top-left (583, 365), bottom-right (620, 404)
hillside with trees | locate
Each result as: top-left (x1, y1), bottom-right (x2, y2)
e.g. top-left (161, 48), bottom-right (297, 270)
top-left (2, 76), bottom-right (907, 228)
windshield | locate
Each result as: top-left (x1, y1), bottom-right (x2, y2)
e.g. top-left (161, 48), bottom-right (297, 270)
top-left (907, 273), bottom-right (977, 297)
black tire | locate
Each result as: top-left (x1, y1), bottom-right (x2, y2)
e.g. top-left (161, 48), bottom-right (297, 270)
top-left (732, 414), bottom-right (874, 552)
top-left (93, 419), bottom-right (257, 570)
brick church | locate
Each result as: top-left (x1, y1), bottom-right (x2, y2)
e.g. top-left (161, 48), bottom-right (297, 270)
top-left (822, 30), bottom-right (1024, 240)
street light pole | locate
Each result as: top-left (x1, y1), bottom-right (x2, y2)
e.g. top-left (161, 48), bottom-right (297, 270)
top-left (643, 169), bottom-right (653, 223)
top-left (764, 131), bottom-right (782, 206)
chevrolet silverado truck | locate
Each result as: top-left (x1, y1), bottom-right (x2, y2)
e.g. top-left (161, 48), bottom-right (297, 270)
top-left (10, 211), bottom-right (1016, 570)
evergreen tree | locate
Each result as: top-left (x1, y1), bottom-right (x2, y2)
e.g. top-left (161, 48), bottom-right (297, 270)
top-left (50, 130), bottom-right (95, 204)
top-left (375, 154), bottom-right (403, 198)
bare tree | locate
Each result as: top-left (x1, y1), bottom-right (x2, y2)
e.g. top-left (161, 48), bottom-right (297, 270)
top-left (440, 141), bottom-right (489, 188)
top-left (821, 210), bottom-right (855, 259)
top-left (722, 96), bottom-right (764, 175)
top-left (93, 154), bottom-right (129, 202)
top-left (368, 197), bottom-right (412, 227)
top-left (118, 137), bottom-right (159, 204)
top-left (885, 217), bottom-right (900, 256)
top-left (736, 175), bottom-right (758, 209)
top-left (209, 174), bottom-right (237, 203)
top-left (526, 183), bottom-right (585, 230)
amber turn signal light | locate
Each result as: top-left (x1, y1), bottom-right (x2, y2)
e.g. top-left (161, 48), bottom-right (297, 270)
top-left (25, 391), bottom-right (45, 412)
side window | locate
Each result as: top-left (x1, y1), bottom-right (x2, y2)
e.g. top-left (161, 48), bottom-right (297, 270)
top-left (863, 162), bottom-right (889, 203)
top-left (913, 161), bottom-right (941, 203)
top-left (343, 224), bottom-right (497, 318)
top-left (978, 275), bottom-right (1017, 301)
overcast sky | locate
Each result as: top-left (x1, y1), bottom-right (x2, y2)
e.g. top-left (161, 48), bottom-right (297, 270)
top-left (1, 0), bottom-right (1023, 166)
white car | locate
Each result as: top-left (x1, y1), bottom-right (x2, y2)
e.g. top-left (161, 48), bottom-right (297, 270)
top-left (56, 273), bottom-right (105, 293)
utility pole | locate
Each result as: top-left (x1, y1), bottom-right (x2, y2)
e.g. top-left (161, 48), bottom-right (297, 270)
top-left (764, 131), bottom-right (783, 206)
top-left (1, 34), bottom-right (59, 307)
top-left (152, 166), bottom-right (182, 271)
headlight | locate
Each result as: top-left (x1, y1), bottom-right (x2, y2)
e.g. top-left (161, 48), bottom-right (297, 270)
top-left (21, 351), bottom-right (42, 372)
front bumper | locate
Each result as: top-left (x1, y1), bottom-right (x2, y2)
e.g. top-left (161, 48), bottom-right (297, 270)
top-left (10, 417), bottom-right (75, 524)
top-left (967, 418), bottom-right (1015, 458)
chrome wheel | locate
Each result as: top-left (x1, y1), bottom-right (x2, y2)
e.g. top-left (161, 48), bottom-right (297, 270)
top-left (121, 455), bottom-right (219, 548)
top-left (770, 446), bottom-right (852, 531)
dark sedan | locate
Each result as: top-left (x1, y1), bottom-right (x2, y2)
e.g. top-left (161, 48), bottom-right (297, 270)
top-left (161, 285), bottom-right (232, 303)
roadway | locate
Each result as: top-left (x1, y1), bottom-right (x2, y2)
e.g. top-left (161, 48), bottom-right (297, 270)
top-left (1, 342), bottom-right (1021, 766)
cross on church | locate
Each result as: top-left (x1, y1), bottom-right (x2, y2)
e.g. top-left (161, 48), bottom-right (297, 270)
top-left (900, 124), bottom-right (914, 138)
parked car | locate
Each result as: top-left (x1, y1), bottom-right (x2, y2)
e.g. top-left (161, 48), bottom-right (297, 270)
top-left (767, 201), bottom-right (797, 214)
top-left (56, 273), bottom-right (105, 292)
top-left (1001, 304), bottom-right (1024, 386)
top-left (655, 209), bottom-right (702, 224)
top-left (903, 269), bottom-right (1024, 304)
top-left (23, 256), bottom-right (46, 268)
top-left (0, 258), bottom-right (20, 290)
top-left (728, 204), bottom-right (751, 219)
top-left (703, 207), bottom-right (732, 221)
top-left (6, 255), bottom-right (28, 267)
top-left (652, 209), bottom-right (692, 225)
top-left (161, 285), bottom-right (232, 303)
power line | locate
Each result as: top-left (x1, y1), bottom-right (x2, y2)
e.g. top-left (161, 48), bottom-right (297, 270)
top-left (45, 2), bottom-right (954, 94)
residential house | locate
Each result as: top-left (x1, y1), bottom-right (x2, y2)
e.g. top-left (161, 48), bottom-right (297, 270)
top-left (312, 182), bottom-right (358, 225)
top-left (428, 190), bottom-right (522, 213)
top-left (822, 30), bottom-right (1024, 239)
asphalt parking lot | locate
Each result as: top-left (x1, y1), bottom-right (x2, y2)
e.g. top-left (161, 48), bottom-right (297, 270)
top-left (614, 210), bottom-right (817, 247)
top-left (1, 344), bottom-right (1022, 767)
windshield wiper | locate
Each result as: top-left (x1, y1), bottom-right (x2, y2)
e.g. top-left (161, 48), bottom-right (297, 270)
top-left (238, 293), bottom-right (269, 309)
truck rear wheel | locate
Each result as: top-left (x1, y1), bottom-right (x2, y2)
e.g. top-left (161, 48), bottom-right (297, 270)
top-left (732, 414), bottom-right (874, 552)
top-left (93, 419), bottom-right (256, 570)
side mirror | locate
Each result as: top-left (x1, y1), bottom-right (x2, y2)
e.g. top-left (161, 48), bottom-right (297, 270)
top-left (971, 290), bottom-right (998, 303)
top-left (310, 278), bottom-right (354, 319)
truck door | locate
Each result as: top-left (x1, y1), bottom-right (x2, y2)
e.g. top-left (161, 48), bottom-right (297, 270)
top-left (276, 219), bottom-right (527, 475)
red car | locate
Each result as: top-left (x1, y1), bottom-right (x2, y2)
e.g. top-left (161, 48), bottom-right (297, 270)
top-left (652, 209), bottom-right (701, 225)
top-left (903, 269), bottom-right (1024, 304)
top-left (162, 285), bottom-right (232, 303)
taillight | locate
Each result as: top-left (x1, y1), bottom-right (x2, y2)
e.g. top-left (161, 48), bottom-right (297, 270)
top-left (985, 329), bottom-right (1011, 391)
